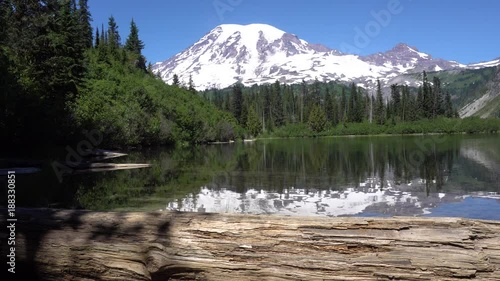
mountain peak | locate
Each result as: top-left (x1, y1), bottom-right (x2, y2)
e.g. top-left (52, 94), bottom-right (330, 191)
top-left (392, 43), bottom-right (419, 52)
top-left (213, 23), bottom-right (286, 39)
top-left (153, 23), bottom-right (495, 90)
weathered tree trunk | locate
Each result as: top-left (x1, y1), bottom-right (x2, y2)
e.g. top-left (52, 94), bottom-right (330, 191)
top-left (3, 208), bottom-right (500, 280)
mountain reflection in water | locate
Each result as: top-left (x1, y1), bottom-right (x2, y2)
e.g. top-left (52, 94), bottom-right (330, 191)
top-left (5, 135), bottom-right (500, 220)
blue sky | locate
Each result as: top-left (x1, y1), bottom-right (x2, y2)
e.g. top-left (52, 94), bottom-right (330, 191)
top-left (88, 0), bottom-right (500, 65)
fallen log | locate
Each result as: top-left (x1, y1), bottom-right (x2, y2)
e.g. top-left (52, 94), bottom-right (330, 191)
top-left (67, 163), bottom-right (151, 173)
top-left (3, 208), bottom-right (500, 281)
top-left (83, 151), bottom-right (128, 162)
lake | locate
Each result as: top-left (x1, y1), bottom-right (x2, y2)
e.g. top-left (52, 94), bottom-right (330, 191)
top-left (2, 135), bottom-right (500, 220)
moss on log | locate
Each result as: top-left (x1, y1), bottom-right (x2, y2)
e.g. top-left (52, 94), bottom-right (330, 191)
top-left (2, 208), bottom-right (500, 280)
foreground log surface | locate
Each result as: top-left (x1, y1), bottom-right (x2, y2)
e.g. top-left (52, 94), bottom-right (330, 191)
top-left (5, 209), bottom-right (500, 281)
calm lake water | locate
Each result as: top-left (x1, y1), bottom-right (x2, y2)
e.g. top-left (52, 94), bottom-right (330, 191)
top-left (2, 135), bottom-right (500, 220)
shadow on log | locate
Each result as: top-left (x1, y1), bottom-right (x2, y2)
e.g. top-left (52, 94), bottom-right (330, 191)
top-left (2, 208), bottom-right (500, 280)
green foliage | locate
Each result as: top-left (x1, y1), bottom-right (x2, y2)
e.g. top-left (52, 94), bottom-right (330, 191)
top-left (124, 19), bottom-right (144, 55)
top-left (308, 105), bottom-right (327, 132)
top-left (78, 0), bottom-right (93, 49)
top-left (374, 80), bottom-right (386, 125)
top-left (1, 3), bottom-right (239, 147)
top-left (231, 83), bottom-right (243, 124)
top-left (107, 16), bottom-right (120, 49)
top-left (246, 106), bottom-right (262, 137)
top-left (73, 48), bottom-right (240, 146)
top-left (1, 0), bottom-right (87, 143)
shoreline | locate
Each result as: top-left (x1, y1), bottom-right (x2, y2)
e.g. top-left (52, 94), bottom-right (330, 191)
top-left (255, 130), bottom-right (499, 141)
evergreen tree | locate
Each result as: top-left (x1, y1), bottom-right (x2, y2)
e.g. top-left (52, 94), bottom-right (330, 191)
top-left (444, 90), bottom-right (453, 118)
top-left (312, 77), bottom-right (321, 106)
top-left (232, 83), bottom-right (243, 124)
top-left (125, 19), bottom-right (145, 55)
top-left (246, 106), bottom-right (262, 137)
top-left (390, 84), bottom-right (401, 120)
top-left (95, 27), bottom-right (100, 47)
top-left (432, 76), bottom-right (444, 116)
top-left (5, 0), bottom-right (86, 141)
top-left (240, 94), bottom-right (249, 128)
top-left (271, 80), bottom-right (284, 127)
top-left (324, 88), bottom-right (334, 123)
top-left (331, 92), bottom-right (339, 126)
top-left (172, 74), bottom-right (179, 87)
top-left (100, 23), bottom-right (105, 44)
top-left (283, 84), bottom-right (295, 123)
top-left (354, 87), bottom-right (366, 123)
top-left (188, 74), bottom-right (196, 93)
top-left (374, 80), bottom-right (385, 125)
top-left (308, 105), bottom-right (327, 132)
top-left (416, 86), bottom-right (424, 119)
top-left (300, 79), bottom-right (307, 123)
top-left (263, 85), bottom-right (272, 130)
top-left (78, 0), bottom-right (93, 49)
top-left (340, 87), bottom-right (347, 123)
top-left (348, 83), bottom-right (356, 122)
top-left (401, 85), bottom-right (409, 122)
top-left (107, 16), bottom-right (120, 49)
top-left (422, 71), bottom-right (433, 118)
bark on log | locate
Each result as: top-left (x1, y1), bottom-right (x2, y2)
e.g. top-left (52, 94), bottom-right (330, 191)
top-left (2, 208), bottom-right (500, 281)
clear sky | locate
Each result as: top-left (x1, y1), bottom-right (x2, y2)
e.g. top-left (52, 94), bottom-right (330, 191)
top-left (88, 0), bottom-right (500, 65)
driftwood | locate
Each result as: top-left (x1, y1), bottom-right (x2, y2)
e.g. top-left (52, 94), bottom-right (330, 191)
top-left (69, 163), bottom-right (151, 173)
top-left (83, 150), bottom-right (128, 162)
top-left (3, 208), bottom-right (500, 281)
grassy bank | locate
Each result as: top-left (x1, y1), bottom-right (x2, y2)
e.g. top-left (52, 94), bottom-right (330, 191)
top-left (259, 117), bottom-right (500, 139)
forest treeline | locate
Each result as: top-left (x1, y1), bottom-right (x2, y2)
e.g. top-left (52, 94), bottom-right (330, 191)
top-left (202, 75), bottom-right (460, 136)
top-left (0, 0), bottom-right (239, 148)
top-left (201, 72), bottom-right (500, 137)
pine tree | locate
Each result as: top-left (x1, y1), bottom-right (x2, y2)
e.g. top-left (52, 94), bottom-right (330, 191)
top-left (422, 71), bottom-right (433, 119)
top-left (240, 94), bottom-right (249, 128)
top-left (374, 80), bottom-right (385, 125)
top-left (271, 80), bottom-right (284, 127)
top-left (444, 90), bottom-right (453, 118)
top-left (331, 92), bottom-right (339, 126)
top-left (263, 85), bottom-right (272, 130)
top-left (340, 87), bottom-right (347, 123)
top-left (312, 77), bottom-right (321, 106)
top-left (433, 76), bottom-right (444, 117)
top-left (246, 106), bottom-right (262, 137)
top-left (300, 79), bottom-right (307, 123)
top-left (100, 23), bottom-right (105, 44)
top-left (172, 74), bottom-right (179, 87)
top-left (348, 83), bottom-right (356, 122)
top-left (232, 83), bottom-right (243, 124)
top-left (324, 88), bottom-right (334, 123)
top-left (125, 19), bottom-right (145, 55)
top-left (95, 27), bottom-right (100, 47)
top-left (354, 86), bottom-right (365, 122)
top-left (390, 84), bottom-right (401, 120)
top-left (416, 86), bottom-right (424, 119)
top-left (107, 16), bottom-right (120, 49)
top-left (308, 105), bottom-right (327, 132)
top-left (401, 85), bottom-right (409, 122)
top-left (78, 0), bottom-right (92, 49)
top-left (188, 74), bottom-right (196, 94)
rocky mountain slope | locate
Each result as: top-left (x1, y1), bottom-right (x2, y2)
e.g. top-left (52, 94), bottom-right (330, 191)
top-left (153, 23), bottom-right (499, 91)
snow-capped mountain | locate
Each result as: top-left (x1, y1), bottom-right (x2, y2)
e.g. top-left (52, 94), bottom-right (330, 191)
top-left (153, 23), bottom-right (500, 90)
